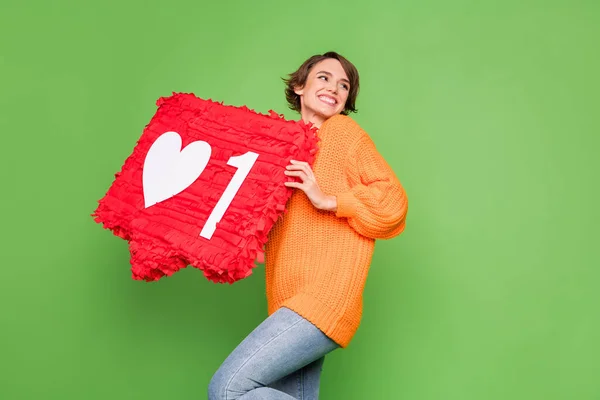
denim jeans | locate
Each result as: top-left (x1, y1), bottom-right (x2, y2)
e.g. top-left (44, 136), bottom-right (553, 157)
top-left (208, 307), bottom-right (339, 399)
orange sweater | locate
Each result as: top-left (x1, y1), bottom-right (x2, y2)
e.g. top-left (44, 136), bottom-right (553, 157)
top-left (265, 114), bottom-right (408, 348)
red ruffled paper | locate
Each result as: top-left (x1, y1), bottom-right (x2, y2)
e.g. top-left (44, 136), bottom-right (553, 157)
top-left (92, 93), bottom-right (318, 283)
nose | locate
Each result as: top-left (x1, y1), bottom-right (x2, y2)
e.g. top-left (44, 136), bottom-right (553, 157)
top-left (327, 81), bottom-right (338, 94)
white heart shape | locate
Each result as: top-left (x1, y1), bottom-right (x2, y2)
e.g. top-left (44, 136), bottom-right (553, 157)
top-left (142, 131), bottom-right (211, 208)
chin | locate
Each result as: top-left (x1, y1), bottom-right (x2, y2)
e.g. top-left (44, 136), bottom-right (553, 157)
top-left (320, 108), bottom-right (342, 119)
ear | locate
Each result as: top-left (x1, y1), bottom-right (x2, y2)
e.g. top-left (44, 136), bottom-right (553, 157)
top-left (293, 85), bottom-right (304, 96)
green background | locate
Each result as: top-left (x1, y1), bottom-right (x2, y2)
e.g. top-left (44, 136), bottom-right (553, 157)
top-left (1, 0), bottom-right (598, 399)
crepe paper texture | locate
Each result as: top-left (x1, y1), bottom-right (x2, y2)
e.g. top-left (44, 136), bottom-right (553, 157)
top-left (92, 92), bottom-right (319, 283)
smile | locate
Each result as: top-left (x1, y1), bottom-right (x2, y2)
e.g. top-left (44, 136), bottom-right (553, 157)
top-left (318, 95), bottom-right (337, 106)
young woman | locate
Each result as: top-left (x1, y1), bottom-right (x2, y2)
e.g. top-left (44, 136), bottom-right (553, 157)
top-left (208, 51), bottom-right (408, 399)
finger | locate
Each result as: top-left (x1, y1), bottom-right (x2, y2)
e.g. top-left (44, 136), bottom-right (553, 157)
top-left (286, 165), bottom-right (311, 172)
top-left (290, 160), bottom-right (310, 167)
top-left (287, 162), bottom-right (314, 178)
top-left (284, 181), bottom-right (304, 189)
top-left (284, 171), bottom-right (308, 181)
top-left (286, 164), bottom-right (303, 170)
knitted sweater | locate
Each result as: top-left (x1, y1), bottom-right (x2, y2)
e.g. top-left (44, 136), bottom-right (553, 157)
top-left (264, 114), bottom-right (408, 348)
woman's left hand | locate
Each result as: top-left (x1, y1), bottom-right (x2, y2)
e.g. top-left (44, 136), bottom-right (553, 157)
top-left (284, 160), bottom-right (337, 212)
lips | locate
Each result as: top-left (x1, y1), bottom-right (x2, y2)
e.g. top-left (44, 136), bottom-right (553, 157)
top-left (318, 94), bottom-right (337, 106)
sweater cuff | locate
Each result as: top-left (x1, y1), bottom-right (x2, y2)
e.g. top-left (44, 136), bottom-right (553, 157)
top-left (335, 191), bottom-right (358, 218)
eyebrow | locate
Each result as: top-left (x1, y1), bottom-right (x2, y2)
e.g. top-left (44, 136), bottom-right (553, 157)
top-left (316, 70), bottom-right (350, 85)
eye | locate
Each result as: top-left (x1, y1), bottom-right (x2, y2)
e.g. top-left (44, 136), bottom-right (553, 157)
top-left (318, 75), bottom-right (328, 81)
top-left (340, 83), bottom-right (349, 91)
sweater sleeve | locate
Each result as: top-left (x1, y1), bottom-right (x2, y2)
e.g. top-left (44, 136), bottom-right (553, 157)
top-left (334, 133), bottom-right (408, 240)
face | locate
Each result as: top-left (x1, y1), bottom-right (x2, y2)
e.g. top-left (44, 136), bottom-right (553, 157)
top-left (294, 58), bottom-right (351, 127)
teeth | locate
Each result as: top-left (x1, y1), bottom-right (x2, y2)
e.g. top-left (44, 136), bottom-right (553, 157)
top-left (319, 96), bottom-right (336, 105)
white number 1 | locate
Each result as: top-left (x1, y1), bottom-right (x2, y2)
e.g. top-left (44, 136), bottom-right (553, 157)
top-left (200, 151), bottom-right (259, 239)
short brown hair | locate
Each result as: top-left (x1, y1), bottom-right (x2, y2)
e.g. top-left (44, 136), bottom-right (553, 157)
top-left (283, 51), bottom-right (360, 115)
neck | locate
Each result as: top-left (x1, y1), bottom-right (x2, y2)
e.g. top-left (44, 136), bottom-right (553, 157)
top-left (300, 110), bottom-right (325, 129)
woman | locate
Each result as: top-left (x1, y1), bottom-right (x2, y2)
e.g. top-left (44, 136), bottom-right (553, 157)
top-left (208, 51), bottom-right (408, 399)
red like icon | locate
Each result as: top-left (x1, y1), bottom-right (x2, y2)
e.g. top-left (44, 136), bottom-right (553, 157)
top-left (92, 93), bottom-right (319, 283)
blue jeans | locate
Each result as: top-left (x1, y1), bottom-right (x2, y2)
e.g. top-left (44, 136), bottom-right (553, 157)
top-left (208, 307), bottom-right (339, 399)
